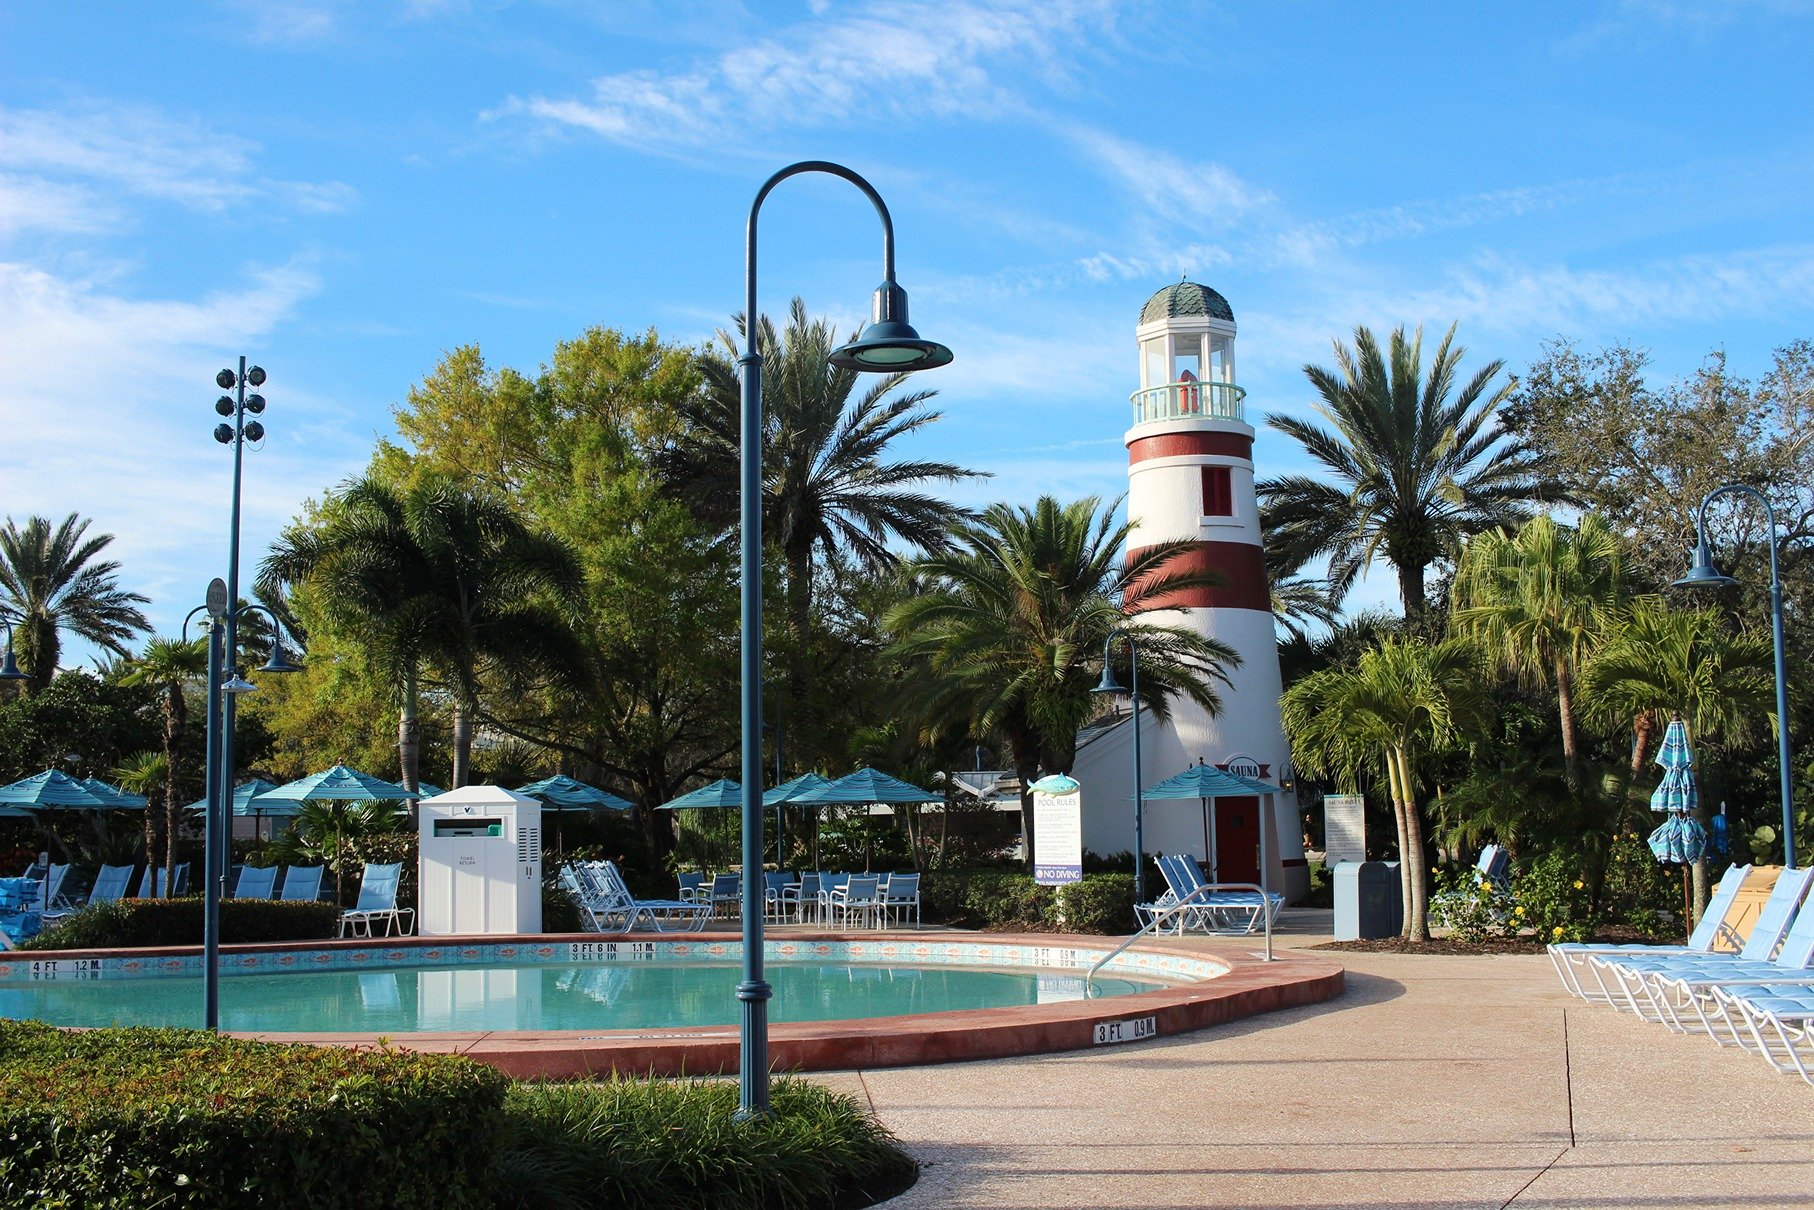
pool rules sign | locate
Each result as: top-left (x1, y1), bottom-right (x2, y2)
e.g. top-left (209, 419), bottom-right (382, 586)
top-left (1030, 774), bottom-right (1083, 886)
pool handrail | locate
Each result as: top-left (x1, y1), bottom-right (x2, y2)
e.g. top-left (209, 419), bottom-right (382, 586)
top-left (1086, 880), bottom-right (1274, 990)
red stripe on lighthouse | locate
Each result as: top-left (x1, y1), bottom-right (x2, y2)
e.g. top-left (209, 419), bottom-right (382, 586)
top-left (1125, 541), bottom-right (1270, 612)
top-left (1128, 431), bottom-right (1253, 464)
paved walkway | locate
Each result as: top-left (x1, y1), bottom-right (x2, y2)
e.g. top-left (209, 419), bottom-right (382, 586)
top-left (824, 912), bottom-right (1814, 1208)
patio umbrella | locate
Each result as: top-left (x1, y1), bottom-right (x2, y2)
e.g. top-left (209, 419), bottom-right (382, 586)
top-left (77, 778), bottom-right (147, 809)
top-left (186, 778), bottom-right (294, 842)
top-left (1646, 717), bottom-right (1707, 936)
top-left (657, 779), bottom-right (744, 867)
top-left (0, 770), bottom-right (119, 810)
top-left (762, 773), bottom-right (831, 869)
top-left (1138, 763), bottom-right (1264, 879)
top-left (516, 774), bottom-right (633, 857)
top-left (796, 769), bottom-right (942, 871)
top-left (259, 765), bottom-right (418, 901)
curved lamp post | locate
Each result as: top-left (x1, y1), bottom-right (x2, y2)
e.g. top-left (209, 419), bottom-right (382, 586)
top-left (736, 161), bottom-right (951, 1117)
top-left (1675, 483), bottom-right (1796, 869)
top-left (1091, 629), bottom-right (1146, 903)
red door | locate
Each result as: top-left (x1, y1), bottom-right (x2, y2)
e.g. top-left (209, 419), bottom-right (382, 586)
top-left (1214, 796), bottom-right (1260, 884)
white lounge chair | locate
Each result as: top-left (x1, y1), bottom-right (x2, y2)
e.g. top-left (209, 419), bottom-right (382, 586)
top-left (1548, 864), bottom-right (1750, 1001)
top-left (338, 862), bottom-right (414, 937)
top-left (596, 861), bottom-right (711, 933)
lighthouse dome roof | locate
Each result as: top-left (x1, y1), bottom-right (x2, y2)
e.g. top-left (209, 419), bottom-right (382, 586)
top-left (1139, 280), bottom-right (1234, 326)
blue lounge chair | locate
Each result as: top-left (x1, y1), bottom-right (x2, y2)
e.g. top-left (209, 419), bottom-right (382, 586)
top-left (1706, 980), bottom-right (1814, 1085)
top-left (1166, 852), bottom-right (1282, 934)
top-left (279, 865), bottom-right (324, 901)
top-left (44, 863), bottom-right (135, 922)
top-left (565, 861), bottom-right (710, 933)
top-left (232, 864), bottom-right (279, 899)
top-left (134, 863), bottom-right (190, 898)
top-left (1548, 864), bottom-right (1750, 1001)
top-left (338, 863), bottom-right (414, 937)
top-left (1635, 877), bottom-right (1814, 1039)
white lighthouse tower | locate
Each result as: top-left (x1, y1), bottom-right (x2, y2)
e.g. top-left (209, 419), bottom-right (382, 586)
top-left (1071, 280), bottom-right (1310, 902)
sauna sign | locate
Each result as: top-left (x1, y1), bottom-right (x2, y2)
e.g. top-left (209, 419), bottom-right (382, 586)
top-left (1030, 774), bottom-right (1083, 886)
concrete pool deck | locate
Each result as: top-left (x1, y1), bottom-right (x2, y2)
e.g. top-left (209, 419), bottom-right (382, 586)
top-left (827, 910), bottom-right (1814, 1209)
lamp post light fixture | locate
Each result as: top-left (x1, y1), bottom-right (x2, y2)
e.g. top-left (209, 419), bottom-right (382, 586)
top-left (1674, 483), bottom-right (1797, 869)
top-left (735, 161), bottom-right (952, 1117)
top-left (1092, 628), bottom-right (1146, 904)
top-left (0, 623), bottom-right (26, 683)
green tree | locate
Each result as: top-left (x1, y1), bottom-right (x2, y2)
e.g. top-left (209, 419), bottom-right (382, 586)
top-left (110, 749), bottom-right (171, 892)
top-left (1451, 513), bottom-right (1625, 792)
top-left (886, 495), bottom-right (1240, 866)
top-left (0, 514), bottom-right (150, 693)
top-left (1259, 324), bottom-right (1556, 619)
top-left (1282, 637), bottom-right (1485, 941)
top-left (120, 637), bottom-right (207, 877)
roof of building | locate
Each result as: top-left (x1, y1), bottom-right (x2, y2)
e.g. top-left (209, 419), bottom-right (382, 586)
top-left (1139, 280), bottom-right (1235, 326)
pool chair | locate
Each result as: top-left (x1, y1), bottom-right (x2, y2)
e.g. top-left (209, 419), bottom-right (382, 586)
top-left (707, 873), bottom-right (741, 919)
top-left (1433, 844), bottom-right (1515, 925)
top-left (817, 873), bottom-right (851, 921)
top-left (232, 864), bottom-right (279, 899)
top-left (881, 872), bottom-right (921, 928)
top-left (1548, 864), bottom-right (1750, 1001)
top-left (828, 875), bottom-right (883, 929)
top-left (595, 861), bottom-right (711, 933)
top-left (1585, 865), bottom-right (1814, 1025)
top-left (44, 863), bottom-right (135, 922)
top-left (676, 871), bottom-right (707, 903)
top-left (763, 872), bottom-right (795, 923)
top-left (1165, 854), bottom-right (1283, 934)
top-left (782, 873), bottom-right (823, 923)
top-left (1705, 980), bottom-right (1814, 1085)
top-left (0, 876), bottom-right (44, 946)
top-left (134, 863), bottom-right (191, 899)
top-left (279, 865), bottom-right (325, 902)
top-left (338, 862), bottom-right (414, 937)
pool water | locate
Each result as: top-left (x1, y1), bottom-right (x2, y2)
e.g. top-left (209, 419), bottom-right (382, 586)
top-left (0, 961), bottom-right (1158, 1033)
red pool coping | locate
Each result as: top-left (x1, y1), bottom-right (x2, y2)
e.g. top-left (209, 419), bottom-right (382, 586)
top-left (14, 930), bottom-right (1344, 1078)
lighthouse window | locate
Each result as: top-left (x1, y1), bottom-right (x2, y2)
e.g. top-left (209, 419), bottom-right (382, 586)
top-left (1202, 465), bottom-right (1234, 517)
top-left (1170, 335), bottom-right (1202, 384)
top-left (1142, 338), bottom-right (1167, 388)
top-left (1209, 337), bottom-right (1232, 383)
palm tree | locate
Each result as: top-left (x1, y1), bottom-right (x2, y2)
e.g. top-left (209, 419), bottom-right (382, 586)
top-left (887, 495), bottom-right (1240, 866)
top-left (660, 299), bottom-right (981, 757)
top-left (112, 750), bottom-right (171, 894)
top-left (121, 637), bottom-right (207, 878)
top-left (1259, 325), bottom-right (1556, 619)
top-left (260, 474), bottom-right (587, 788)
top-left (1282, 637), bottom-right (1485, 941)
top-left (1451, 513), bottom-right (1624, 792)
top-left (0, 514), bottom-right (151, 693)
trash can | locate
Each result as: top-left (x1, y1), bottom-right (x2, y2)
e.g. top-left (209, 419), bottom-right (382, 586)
top-left (1333, 860), bottom-right (1403, 940)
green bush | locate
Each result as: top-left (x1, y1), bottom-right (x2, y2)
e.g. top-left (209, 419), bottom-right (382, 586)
top-left (0, 1020), bottom-right (507, 1209)
top-left (494, 1076), bottom-right (914, 1210)
top-left (1511, 850), bottom-right (1599, 944)
top-left (918, 869), bottom-right (1134, 933)
top-left (17, 898), bottom-right (341, 951)
top-left (542, 879), bottom-right (584, 933)
top-left (1054, 873), bottom-right (1136, 934)
top-left (1429, 863), bottom-right (1518, 943)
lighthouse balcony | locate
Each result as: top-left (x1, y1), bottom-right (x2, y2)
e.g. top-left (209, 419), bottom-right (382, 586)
top-left (1130, 379), bottom-right (1246, 426)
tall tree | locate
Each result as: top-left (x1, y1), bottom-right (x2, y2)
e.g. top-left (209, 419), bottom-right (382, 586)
top-left (1259, 324), bottom-right (1557, 619)
top-left (1451, 513), bottom-right (1625, 792)
top-left (260, 475), bottom-right (587, 789)
top-left (886, 495), bottom-right (1240, 866)
top-left (0, 514), bottom-right (150, 693)
top-left (661, 298), bottom-right (981, 763)
top-left (121, 637), bottom-right (207, 878)
top-left (1282, 637), bottom-right (1485, 941)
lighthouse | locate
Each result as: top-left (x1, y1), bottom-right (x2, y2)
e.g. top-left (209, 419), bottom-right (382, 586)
top-left (1071, 280), bottom-right (1310, 902)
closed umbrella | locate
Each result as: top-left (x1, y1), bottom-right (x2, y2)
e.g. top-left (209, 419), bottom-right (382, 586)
top-left (1646, 717), bottom-right (1707, 937)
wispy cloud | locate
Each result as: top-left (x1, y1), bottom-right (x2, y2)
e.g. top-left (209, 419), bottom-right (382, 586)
top-left (1561, 0), bottom-right (1814, 53)
top-left (1061, 127), bottom-right (1271, 231)
top-left (0, 174), bottom-right (120, 238)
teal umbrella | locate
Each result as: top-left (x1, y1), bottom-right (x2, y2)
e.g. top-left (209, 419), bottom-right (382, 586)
top-left (0, 770), bottom-right (118, 810)
top-left (656, 779), bottom-right (743, 810)
top-left (186, 778), bottom-right (294, 816)
top-left (77, 778), bottom-right (147, 809)
top-left (1138, 762), bottom-right (1268, 876)
top-left (762, 772), bottom-right (831, 807)
top-left (518, 774), bottom-right (633, 812)
top-left (793, 767), bottom-right (941, 805)
top-left (258, 765), bottom-right (416, 803)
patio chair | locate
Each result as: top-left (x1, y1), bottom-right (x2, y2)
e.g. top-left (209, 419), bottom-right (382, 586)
top-left (1586, 865), bottom-right (1814, 1023)
top-left (707, 873), bottom-right (741, 919)
top-left (817, 873), bottom-right (851, 921)
top-left (1548, 864), bottom-right (1750, 1000)
top-left (279, 865), bottom-right (325, 902)
top-left (676, 871), bottom-right (707, 903)
top-left (45, 863), bottom-right (135, 922)
top-left (32, 864), bottom-right (70, 914)
top-left (763, 872), bottom-right (795, 922)
top-left (782, 873), bottom-right (823, 923)
top-left (232, 864), bottom-right (279, 899)
top-left (881, 872), bottom-right (921, 928)
top-left (134, 864), bottom-right (191, 898)
top-left (828, 874), bottom-right (883, 929)
top-left (1705, 979), bottom-right (1814, 1085)
top-left (338, 862), bottom-right (414, 937)
top-left (596, 861), bottom-right (712, 933)
top-left (0, 876), bottom-right (43, 947)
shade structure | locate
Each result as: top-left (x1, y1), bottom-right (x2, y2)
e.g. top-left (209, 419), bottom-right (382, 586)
top-left (186, 778), bottom-right (295, 817)
top-left (762, 772), bottom-right (832, 806)
top-left (413, 782), bottom-right (446, 799)
top-left (1137, 764), bottom-right (1263, 802)
top-left (793, 767), bottom-right (941, 805)
top-left (78, 778), bottom-right (147, 809)
top-left (0, 770), bottom-right (122, 810)
top-left (656, 779), bottom-right (743, 810)
top-left (516, 774), bottom-right (633, 813)
top-left (258, 764), bottom-right (416, 802)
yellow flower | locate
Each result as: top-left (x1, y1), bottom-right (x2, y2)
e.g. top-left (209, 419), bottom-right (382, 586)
top-left (1552, 926), bottom-right (1565, 937)
top-left (1514, 906), bottom-right (1526, 916)
top-left (1478, 880), bottom-right (1489, 890)
top-left (1573, 880), bottom-right (1584, 890)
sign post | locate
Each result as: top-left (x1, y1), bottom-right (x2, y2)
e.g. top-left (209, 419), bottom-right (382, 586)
top-left (1030, 774), bottom-right (1083, 887)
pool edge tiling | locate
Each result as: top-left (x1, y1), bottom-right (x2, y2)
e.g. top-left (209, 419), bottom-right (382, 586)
top-left (4, 930), bottom-right (1345, 1076)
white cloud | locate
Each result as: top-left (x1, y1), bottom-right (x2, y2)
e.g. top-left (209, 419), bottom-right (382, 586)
top-left (0, 174), bottom-right (120, 238)
top-left (1062, 127), bottom-right (1271, 231)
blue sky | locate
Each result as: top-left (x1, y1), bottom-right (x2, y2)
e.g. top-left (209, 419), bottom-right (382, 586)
top-left (3, 0), bottom-right (1813, 660)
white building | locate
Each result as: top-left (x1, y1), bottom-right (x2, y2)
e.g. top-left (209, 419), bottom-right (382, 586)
top-left (1069, 281), bottom-right (1311, 902)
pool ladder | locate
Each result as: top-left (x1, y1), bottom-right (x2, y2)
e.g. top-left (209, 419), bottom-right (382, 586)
top-left (1084, 881), bottom-right (1275, 992)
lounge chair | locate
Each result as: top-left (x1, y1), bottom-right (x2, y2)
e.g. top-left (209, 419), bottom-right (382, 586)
top-left (279, 865), bottom-right (325, 901)
top-left (44, 863), bottom-right (135, 922)
top-left (134, 864), bottom-right (190, 898)
top-left (0, 877), bottom-right (42, 947)
top-left (338, 862), bottom-right (414, 937)
top-left (1548, 864), bottom-right (1751, 1001)
top-left (563, 861), bottom-right (710, 933)
top-left (1585, 866), bottom-right (1814, 1024)
top-left (1160, 853), bottom-right (1282, 934)
top-left (232, 865), bottom-right (279, 899)
top-left (828, 874), bottom-right (882, 929)
top-left (881, 872), bottom-right (921, 928)
top-left (1705, 980), bottom-right (1814, 1085)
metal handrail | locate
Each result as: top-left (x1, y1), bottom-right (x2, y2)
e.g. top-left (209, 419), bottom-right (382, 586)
top-left (1085, 880), bottom-right (1275, 990)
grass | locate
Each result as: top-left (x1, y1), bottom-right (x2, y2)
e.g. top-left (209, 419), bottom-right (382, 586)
top-left (493, 1076), bottom-right (917, 1210)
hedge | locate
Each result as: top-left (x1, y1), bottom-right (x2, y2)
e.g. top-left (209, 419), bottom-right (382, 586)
top-left (919, 869), bottom-right (1136, 934)
top-left (0, 1020), bottom-right (507, 1210)
top-left (16, 898), bottom-right (342, 951)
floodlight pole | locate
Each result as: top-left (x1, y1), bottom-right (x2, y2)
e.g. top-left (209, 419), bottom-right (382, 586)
top-left (737, 162), bottom-right (901, 1119)
top-left (1684, 484), bottom-right (1796, 869)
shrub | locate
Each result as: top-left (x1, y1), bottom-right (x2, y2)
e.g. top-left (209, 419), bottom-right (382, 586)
top-left (1429, 863), bottom-right (1517, 943)
top-left (0, 1020), bottom-right (507, 1209)
top-left (961, 870), bottom-right (1053, 928)
top-left (17, 898), bottom-right (341, 951)
top-left (1054, 873), bottom-right (1136, 934)
top-left (493, 1076), bottom-right (915, 1210)
top-left (542, 879), bottom-right (584, 933)
top-left (1511, 850), bottom-right (1598, 944)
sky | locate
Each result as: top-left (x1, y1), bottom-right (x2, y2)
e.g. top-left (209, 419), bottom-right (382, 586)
top-left (3, 0), bottom-right (1813, 664)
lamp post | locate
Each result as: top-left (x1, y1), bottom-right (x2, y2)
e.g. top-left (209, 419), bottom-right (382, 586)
top-left (735, 161), bottom-right (952, 1117)
top-left (0, 623), bottom-right (26, 684)
top-left (1092, 628), bottom-right (1146, 903)
top-left (1675, 483), bottom-right (1797, 869)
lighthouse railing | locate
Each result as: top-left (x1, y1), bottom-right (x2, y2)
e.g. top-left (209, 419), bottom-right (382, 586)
top-left (1129, 379), bottom-right (1246, 425)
